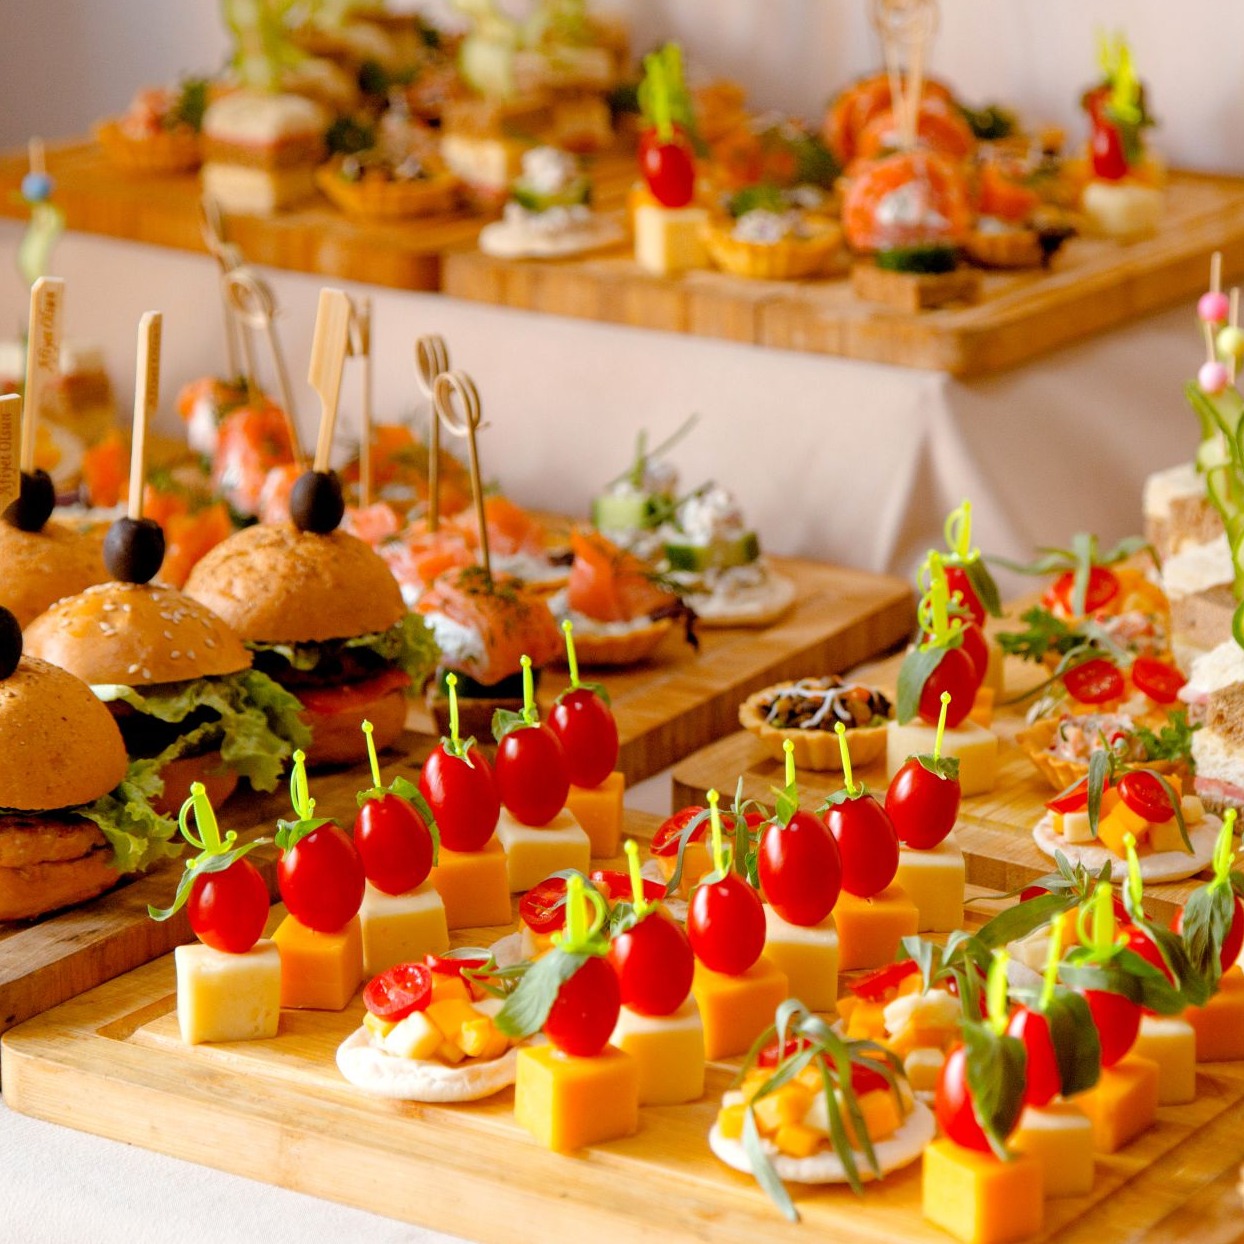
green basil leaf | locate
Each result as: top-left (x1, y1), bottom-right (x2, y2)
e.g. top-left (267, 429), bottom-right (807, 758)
top-left (1042, 988), bottom-right (1101, 1097)
top-left (962, 1024), bottom-right (1026, 1160)
top-left (896, 645), bottom-right (947, 725)
top-left (494, 948), bottom-right (588, 1039)
top-left (491, 708), bottom-right (529, 742)
top-left (964, 557), bottom-right (1002, 618)
top-left (975, 891), bottom-right (1075, 950)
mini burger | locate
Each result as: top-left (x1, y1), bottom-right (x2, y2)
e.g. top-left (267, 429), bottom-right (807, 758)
top-left (24, 516), bottom-right (310, 812)
top-left (0, 607), bottom-right (177, 921)
top-left (183, 502), bottom-right (439, 765)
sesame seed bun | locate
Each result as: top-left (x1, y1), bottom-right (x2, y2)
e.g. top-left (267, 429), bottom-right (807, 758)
top-left (23, 582), bottom-right (251, 687)
top-left (0, 518), bottom-right (109, 628)
top-left (183, 522), bottom-right (405, 643)
top-left (0, 656), bottom-right (128, 810)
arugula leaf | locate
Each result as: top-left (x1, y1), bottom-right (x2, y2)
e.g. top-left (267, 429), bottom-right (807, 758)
top-left (79, 758), bottom-right (181, 875)
top-left (247, 614), bottom-right (439, 686)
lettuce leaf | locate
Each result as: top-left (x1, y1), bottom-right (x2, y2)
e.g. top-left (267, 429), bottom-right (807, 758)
top-left (247, 615), bottom-right (440, 686)
top-left (93, 670), bottom-right (311, 793)
top-left (78, 758), bottom-right (181, 875)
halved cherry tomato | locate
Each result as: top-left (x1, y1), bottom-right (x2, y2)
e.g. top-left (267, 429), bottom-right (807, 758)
top-left (519, 877), bottom-right (572, 934)
top-left (650, 806), bottom-right (761, 856)
top-left (1062, 658), bottom-right (1125, 705)
top-left (1047, 566), bottom-right (1120, 617)
top-left (1130, 656), bottom-right (1186, 706)
top-left (850, 959), bottom-right (920, 1001)
top-left (589, 869), bottom-right (666, 904)
top-left (1047, 779), bottom-right (1090, 815)
top-left (363, 961), bottom-right (433, 1022)
top-left (756, 810), bottom-right (842, 926)
top-left (1117, 770), bottom-right (1176, 823)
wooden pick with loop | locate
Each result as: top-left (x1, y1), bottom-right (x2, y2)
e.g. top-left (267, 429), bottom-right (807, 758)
top-left (870, 0), bottom-right (937, 151)
top-left (350, 297), bottom-right (373, 506)
top-left (414, 334), bottom-right (450, 532)
top-left (199, 194), bottom-right (246, 379)
top-left (224, 264), bottom-right (304, 472)
top-left (432, 369), bottom-right (491, 586)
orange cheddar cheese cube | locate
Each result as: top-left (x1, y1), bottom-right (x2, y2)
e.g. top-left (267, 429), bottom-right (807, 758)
top-left (922, 1138), bottom-right (1044, 1244)
top-left (1010, 1102), bottom-right (1094, 1198)
top-left (762, 905), bottom-right (838, 1013)
top-left (1097, 800), bottom-right (1149, 857)
top-left (272, 914), bottom-right (363, 1011)
top-left (692, 956), bottom-right (789, 1060)
top-left (835, 884), bottom-right (920, 971)
top-left (609, 998), bottom-right (705, 1105)
top-left (429, 839), bottom-right (512, 930)
top-left (1185, 965), bottom-right (1244, 1061)
top-left (565, 771), bottom-right (624, 858)
top-left (1132, 1015), bottom-right (1197, 1103)
top-left (513, 1044), bottom-right (639, 1152)
top-left (968, 686), bottom-right (995, 728)
top-left (655, 840), bottom-right (714, 898)
top-left (358, 880), bottom-right (449, 976)
top-left (1074, 1054), bottom-right (1159, 1153)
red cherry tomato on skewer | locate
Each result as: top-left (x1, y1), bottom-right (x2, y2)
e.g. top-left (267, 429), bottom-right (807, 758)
top-left (885, 757), bottom-right (961, 850)
top-left (1006, 1007), bottom-right (1061, 1108)
top-left (187, 857), bottom-right (269, 954)
top-left (958, 622), bottom-right (990, 687)
top-left (919, 647), bottom-right (977, 727)
top-left (547, 687), bottom-right (619, 789)
top-left (823, 793), bottom-right (900, 898)
top-left (756, 810), bottom-right (842, 926)
top-left (278, 824), bottom-right (365, 934)
top-left (363, 961), bottom-right (433, 1022)
top-left (1062, 658), bottom-right (1125, 705)
top-left (687, 871), bottom-right (766, 975)
top-left (609, 909), bottom-right (695, 1016)
top-left (1174, 897), bottom-right (1244, 972)
top-left (495, 722), bottom-right (571, 827)
top-left (1130, 656), bottom-right (1186, 706)
top-left (354, 792), bottom-right (435, 895)
top-left (641, 135), bottom-right (696, 207)
top-left (935, 1043), bottom-right (1017, 1153)
top-left (419, 743), bottom-right (500, 852)
top-left (545, 955), bottom-right (621, 1056)
top-left (944, 566), bottom-right (986, 627)
top-left (1083, 988), bottom-right (1141, 1067)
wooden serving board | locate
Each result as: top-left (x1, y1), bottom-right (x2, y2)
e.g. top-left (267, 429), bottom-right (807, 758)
top-left (0, 141), bottom-right (638, 293)
top-left (6, 821), bottom-right (1244, 1243)
top-left (670, 645), bottom-right (1205, 927)
top-left (443, 171), bottom-right (1244, 377)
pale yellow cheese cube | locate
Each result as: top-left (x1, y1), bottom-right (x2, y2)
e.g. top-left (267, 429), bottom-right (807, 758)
top-left (382, 1010), bottom-right (443, 1061)
top-left (1056, 809), bottom-right (1095, 845)
top-left (1148, 818), bottom-right (1188, 854)
top-left (762, 906), bottom-right (839, 1013)
top-left (981, 638), bottom-right (1005, 695)
top-left (1181, 794), bottom-right (1205, 822)
top-left (894, 833), bottom-right (965, 933)
top-left (609, 998), bottom-right (706, 1105)
top-left (1010, 1102), bottom-right (1095, 1198)
top-left (1131, 1015), bottom-right (1197, 1104)
top-left (358, 880), bottom-right (450, 976)
top-left (175, 939), bottom-right (281, 1046)
top-left (903, 1046), bottom-right (946, 1094)
top-left (496, 807), bottom-right (591, 892)
top-left (634, 203), bottom-right (708, 275)
top-left (886, 718), bottom-right (999, 796)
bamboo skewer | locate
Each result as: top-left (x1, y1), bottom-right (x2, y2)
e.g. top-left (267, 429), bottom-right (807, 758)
top-left (433, 369), bottom-right (490, 585)
top-left (0, 395), bottom-right (20, 515)
top-left (353, 297), bottom-right (373, 508)
top-left (414, 334), bottom-right (450, 533)
top-left (308, 289), bottom-right (353, 474)
top-left (129, 312), bottom-right (162, 522)
top-left (22, 277), bottom-right (64, 475)
top-left (199, 196), bottom-right (244, 379)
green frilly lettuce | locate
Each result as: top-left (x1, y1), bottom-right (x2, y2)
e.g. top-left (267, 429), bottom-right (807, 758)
top-left (78, 758), bottom-right (181, 875)
top-left (247, 615), bottom-right (440, 687)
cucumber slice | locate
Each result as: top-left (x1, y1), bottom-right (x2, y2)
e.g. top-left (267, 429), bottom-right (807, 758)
top-left (511, 177), bottom-right (591, 213)
top-left (593, 491), bottom-right (653, 532)
top-left (664, 530), bottom-right (760, 572)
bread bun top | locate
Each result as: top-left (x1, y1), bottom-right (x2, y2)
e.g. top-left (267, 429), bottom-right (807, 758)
top-left (183, 522), bottom-right (405, 643)
top-left (23, 582), bottom-right (251, 686)
top-left (0, 656), bottom-right (128, 810)
top-left (0, 518), bottom-right (109, 628)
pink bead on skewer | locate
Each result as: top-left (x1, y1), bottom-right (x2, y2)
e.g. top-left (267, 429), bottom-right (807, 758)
top-left (1199, 291), bottom-right (1230, 325)
top-left (1199, 360), bottom-right (1230, 395)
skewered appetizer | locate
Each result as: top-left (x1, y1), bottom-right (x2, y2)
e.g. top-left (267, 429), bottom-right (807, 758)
top-left (703, 200), bottom-right (842, 281)
top-left (95, 79), bottom-right (211, 174)
top-left (316, 140), bottom-right (459, 220)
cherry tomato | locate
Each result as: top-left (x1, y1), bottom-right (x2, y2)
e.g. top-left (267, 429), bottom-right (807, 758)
top-left (850, 959), bottom-right (920, 1001)
top-left (944, 566), bottom-right (986, 627)
top-left (756, 810), bottom-right (842, 926)
top-left (919, 647), bottom-right (978, 727)
top-left (1086, 93), bottom-right (1128, 181)
top-left (958, 622), bottom-right (990, 687)
top-left (545, 954), bottom-right (620, 1056)
top-left (1046, 779), bottom-right (1090, 815)
top-left (1062, 658), bottom-right (1125, 705)
top-left (935, 1043), bottom-right (1016, 1152)
top-left (547, 687), bottom-right (619, 789)
top-left (851, 1062), bottom-right (893, 1095)
top-left (885, 757), bottom-right (961, 850)
top-left (641, 136), bottom-right (695, 207)
top-left (638, 121), bottom-right (689, 161)
top-left (650, 806), bottom-right (762, 856)
top-left (187, 856), bottom-right (269, 954)
top-left (589, 869), bottom-right (666, 904)
top-left (1047, 565), bottom-right (1121, 616)
top-left (1174, 896), bottom-right (1244, 972)
top-left (425, 951), bottom-right (490, 998)
top-left (609, 909), bottom-right (694, 1016)
top-left (757, 1035), bottom-right (814, 1068)
top-left (1083, 988), bottom-right (1141, 1067)
top-left (823, 793), bottom-right (900, 898)
top-left (1006, 1007), bottom-right (1060, 1108)
top-left (419, 743), bottom-right (500, 852)
top-left (354, 793), bottom-right (434, 895)
top-left (363, 961), bottom-right (432, 1022)
top-left (494, 722), bottom-right (570, 827)
top-left (687, 872), bottom-right (766, 975)
top-left (277, 824), bottom-right (365, 934)
top-left (519, 877), bottom-right (572, 934)
top-left (1130, 656), bottom-right (1186, 706)
top-left (1117, 770), bottom-right (1176, 823)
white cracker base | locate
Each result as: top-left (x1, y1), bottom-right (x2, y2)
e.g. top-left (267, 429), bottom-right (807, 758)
top-left (1031, 811), bottom-right (1220, 882)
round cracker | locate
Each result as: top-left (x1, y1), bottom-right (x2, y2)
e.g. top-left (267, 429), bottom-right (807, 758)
top-left (478, 216), bottom-right (625, 259)
top-left (336, 1028), bottom-right (519, 1102)
top-left (689, 571), bottom-right (797, 628)
top-left (708, 1099), bottom-right (934, 1184)
top-left (1031, 811), bottom-right (1220, 883)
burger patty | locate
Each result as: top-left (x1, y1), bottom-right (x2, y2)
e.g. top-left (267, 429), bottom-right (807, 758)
top-left (0, 810), bottom-right (106, 867)
top-left (252, 644), bottom-right (392, 690)
top-left (107, 700), bottom-right (223, 760)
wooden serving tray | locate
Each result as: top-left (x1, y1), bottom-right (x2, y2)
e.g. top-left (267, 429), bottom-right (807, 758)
top-left (443, 171), bottom-right (1244, 377)
top-left (0, 557), bottom-right (910, 1040)
top-left (6, 821), bottom-right (1244, 1243)
top-left (0, 140), bottom-right (638, 293)
top-left (670, 645), bottom-right (1205, 926)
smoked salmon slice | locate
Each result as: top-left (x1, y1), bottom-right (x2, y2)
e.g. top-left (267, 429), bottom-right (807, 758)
top-left (841, 150), bottom-right (972, 252)
top-left (567, 529), bottom-right (678, 623)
